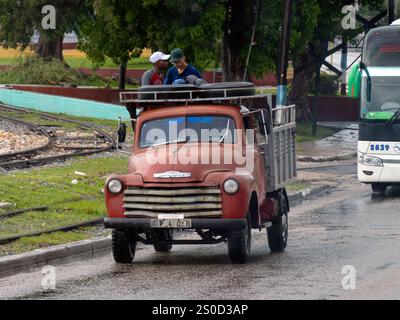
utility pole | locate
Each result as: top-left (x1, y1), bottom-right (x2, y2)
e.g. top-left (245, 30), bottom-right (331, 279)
top-left (388, 0), bottom-right (395, 25)
top-left (276, 0), bottom-right (292, 107)
top-left (340, 41), bottom-right (348, 96)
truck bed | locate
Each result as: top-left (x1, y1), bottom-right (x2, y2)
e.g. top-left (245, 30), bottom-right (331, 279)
top-left (266, 105), bottom-right (297, 192)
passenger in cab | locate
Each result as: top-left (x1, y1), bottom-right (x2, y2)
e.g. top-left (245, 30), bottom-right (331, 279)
top-left (164, 48), bottom-right (202, 85)
top-left (141, 51), bottom-right (171, 86)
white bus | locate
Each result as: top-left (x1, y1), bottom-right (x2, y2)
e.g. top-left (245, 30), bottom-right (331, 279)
top-left (358, 21), bottom-right (400, 194)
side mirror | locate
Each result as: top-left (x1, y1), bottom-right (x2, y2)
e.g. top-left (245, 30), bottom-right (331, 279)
top-left (359, 62), bottom-right (372, 103)
top-left (117, 122), bottom-right (127, 144)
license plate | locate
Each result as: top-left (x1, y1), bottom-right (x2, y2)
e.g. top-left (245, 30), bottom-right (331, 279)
top-left (150, 219), bottom-right (192, 229)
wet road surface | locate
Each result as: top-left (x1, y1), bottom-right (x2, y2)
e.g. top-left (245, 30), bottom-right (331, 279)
top-left (1, 165), bottom-right (400, 300)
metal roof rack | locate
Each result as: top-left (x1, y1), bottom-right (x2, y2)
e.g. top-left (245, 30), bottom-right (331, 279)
top-left (120, 86), bottom-right (263, 104)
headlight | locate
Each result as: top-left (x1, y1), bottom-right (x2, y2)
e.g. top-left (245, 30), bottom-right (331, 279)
top-left (359, 153), bottom-right (383, 167)
top-left (223, 178), bottom-right (239, 194)
top-left (107, 179), bottom-right (123, 194)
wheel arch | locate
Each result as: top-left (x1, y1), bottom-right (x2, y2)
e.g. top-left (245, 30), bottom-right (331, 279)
top-left (249, 191), bottom-right (259, 228)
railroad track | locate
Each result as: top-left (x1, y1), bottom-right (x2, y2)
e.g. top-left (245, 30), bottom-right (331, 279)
top-left (0, 104), bottom-right (116, 170)
top-left (0, 206), bottom-right (104, 245)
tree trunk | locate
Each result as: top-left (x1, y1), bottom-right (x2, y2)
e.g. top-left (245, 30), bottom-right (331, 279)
top-left (288, 59), bottom-right (315, 121)
top-left (35, 34), bottom-right (64, 61)
top-left (221, 0), bottom-right (249, 82)
top-left (288, 37), bottom-right (329, 121)
top-left (119, 60), bottom-right (128, 90)
top-left (288, 45), bottom-right (318, 121)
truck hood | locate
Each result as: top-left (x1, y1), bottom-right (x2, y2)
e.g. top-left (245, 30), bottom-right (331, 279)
top-left (129, 144), bottom-right (245, 183)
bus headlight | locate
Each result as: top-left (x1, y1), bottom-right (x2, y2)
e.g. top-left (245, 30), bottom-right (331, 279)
top-left (223, 178), bottom-right (239, 195)
top-left (359, 154), bottom-right (383, 167)
top-left (107, 179), bottom-right (124, 194)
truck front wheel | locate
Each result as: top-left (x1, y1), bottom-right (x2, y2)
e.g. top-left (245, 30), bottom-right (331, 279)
top-left (227, 213), bottom-right (251, 264)
top-left (267, 200), bottom-right (288, 252)
top-left (112, 229), bottom-right (137, 263)
top-left (153, 230), bottom-right (173, 252)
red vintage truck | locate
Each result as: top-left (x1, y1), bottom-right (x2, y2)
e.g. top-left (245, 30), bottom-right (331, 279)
top-left (104, 83), bottom-right (296, 264)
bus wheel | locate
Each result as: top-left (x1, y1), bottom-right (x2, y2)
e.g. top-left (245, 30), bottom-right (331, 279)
top-left (371, 183), bottom-right (387, 195)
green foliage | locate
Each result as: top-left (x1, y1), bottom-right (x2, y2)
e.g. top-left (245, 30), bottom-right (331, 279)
top-left (249, 0), bottom-right (320, 78)
top-left (0, 0), bottom-right (389, 80)
top-left (0, 55), bottom-right (109, 86)
top-left (78, 0), bottom-right (149, 67)
top-left (296, 122), bottom-right (338, 144)
top-left (309, 72), bottom-right (339, 96)
top-left (0, 0), bottom-right (89, 50)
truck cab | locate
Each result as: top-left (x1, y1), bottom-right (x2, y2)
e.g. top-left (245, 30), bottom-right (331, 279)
top-left (104, 83), bottom-right (296, 264)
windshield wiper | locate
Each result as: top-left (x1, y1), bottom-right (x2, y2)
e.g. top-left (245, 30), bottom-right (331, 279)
top-left (385, 108), bottom-right (400, 127)
top-left (152, 138), bottom-right (187, 147)
top-left (220, 119), bottom-right (231, 144)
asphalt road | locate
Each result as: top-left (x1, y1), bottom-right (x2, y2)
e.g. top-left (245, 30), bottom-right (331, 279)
top-left (1, 165), bottom-right (400, 300)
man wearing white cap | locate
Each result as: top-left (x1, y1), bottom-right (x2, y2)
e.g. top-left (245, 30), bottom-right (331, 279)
top-left (141, 51), bottom-right (171, 86)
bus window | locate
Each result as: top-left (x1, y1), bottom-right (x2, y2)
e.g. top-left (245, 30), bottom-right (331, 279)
top-left (364, 40), bottom-right (400, 66)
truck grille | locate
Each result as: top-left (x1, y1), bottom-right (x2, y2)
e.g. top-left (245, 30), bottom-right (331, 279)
top-left (123, 186), bottom-right (223, 218)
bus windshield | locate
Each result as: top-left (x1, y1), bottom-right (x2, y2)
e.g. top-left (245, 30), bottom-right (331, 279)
top-left (361, 75), bottom-right (400, 120)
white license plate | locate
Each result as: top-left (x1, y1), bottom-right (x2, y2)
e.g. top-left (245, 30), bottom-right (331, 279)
top-left (150, 219), bottom-right (192, 229)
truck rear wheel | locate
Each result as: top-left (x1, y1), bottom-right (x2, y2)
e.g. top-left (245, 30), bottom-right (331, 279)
top-left (227, 213), bottom-right (251, 264)
top-left (371, 183), bottom-right (387, 195)
top-left (112, 229), bottom-right (137, 263)
top-left (267, 200), bottom-right (288, 252)
top-left (153, 230), bottom-right (173, 252)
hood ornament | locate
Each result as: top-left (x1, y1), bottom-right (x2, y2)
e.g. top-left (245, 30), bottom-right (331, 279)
top-left (153, 171), bottom-right (192, 179)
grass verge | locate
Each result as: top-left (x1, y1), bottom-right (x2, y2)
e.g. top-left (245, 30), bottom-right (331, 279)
top-left (0, 154), bottom-right (128, 257)
top-left (296, 122), bottom-right (339, 144)
top-left (286, 180), bottom-right (312, 194)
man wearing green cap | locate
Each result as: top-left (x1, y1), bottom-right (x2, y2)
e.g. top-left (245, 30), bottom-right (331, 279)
top-left (164, 48), bottom-right (202, 85)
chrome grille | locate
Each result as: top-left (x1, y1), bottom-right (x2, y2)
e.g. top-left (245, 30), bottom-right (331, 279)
top-left (123, 186), bottom-right (222, 218)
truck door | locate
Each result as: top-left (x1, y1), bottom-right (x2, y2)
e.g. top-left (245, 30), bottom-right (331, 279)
top-left (246, 110), bottom-right (270, 195)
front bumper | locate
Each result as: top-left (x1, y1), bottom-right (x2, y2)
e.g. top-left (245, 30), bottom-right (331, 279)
top-left (104, 217), bottom-right (247, 231)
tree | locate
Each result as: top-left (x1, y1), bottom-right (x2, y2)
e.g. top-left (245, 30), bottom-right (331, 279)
top-left (287, 0), bottom-right (385, 119)
top-left (0, 0), bottom-right (89, 61)
top-left (78, 0), bottom-right (226, 89)
top-left (145, 0), bottom-right (316, 82)
top-left (78, 0), bottom-right (150, 89)
top-left (143, 0), bottom-right (226, 72)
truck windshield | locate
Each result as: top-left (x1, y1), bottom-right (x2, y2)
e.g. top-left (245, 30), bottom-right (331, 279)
top-left (140, 115), bottom-right (237, 148)
top-left (361, 75), bottom-right (400, 120)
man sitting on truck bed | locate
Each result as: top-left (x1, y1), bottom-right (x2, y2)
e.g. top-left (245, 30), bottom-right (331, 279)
top-left (164, 48), bottom-right (202, 85)
top-left (141, 51), bottom-right (171, 86)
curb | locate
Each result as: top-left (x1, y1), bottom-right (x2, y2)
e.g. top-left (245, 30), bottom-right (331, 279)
top-left (288, 185), bottom-right (333, 204)
top-left (297, 152), bottom-right (357, 162)
top-left (0, 236), bottom-right (111, 276)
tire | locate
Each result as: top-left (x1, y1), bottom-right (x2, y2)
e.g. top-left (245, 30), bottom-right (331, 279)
top-left (138, 85), bottom-right (198, 100)
top-left (199, 82), bottom-right (256, 99)
top-left (112, 229), bottom-right (137, 264)
top-left (267, 199), bottom-right (288, 252)
top-left (372, 183), bottom-right (387, 195)
top-left (227, 213), bottom-right (251, 264)
top-left (153, 230), bottom-right (173, 252)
